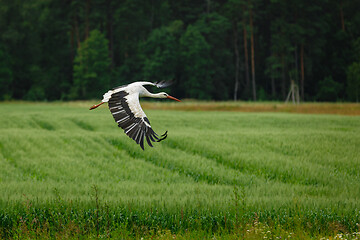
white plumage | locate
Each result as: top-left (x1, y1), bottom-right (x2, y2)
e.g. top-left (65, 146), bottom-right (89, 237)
top-left (89, 81), bottom-right (180, 150)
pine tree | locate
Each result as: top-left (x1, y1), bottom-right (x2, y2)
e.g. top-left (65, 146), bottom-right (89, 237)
top-left (180, 25), bottom-right (212, 99)
top-left (72, 30), bottom-right (111, 99)
top-left (142, 21), bottom-right (182, 82)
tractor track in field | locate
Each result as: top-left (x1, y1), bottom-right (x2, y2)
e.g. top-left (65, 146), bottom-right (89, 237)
top-left (106, 137), bottom-right (204, 184)
top-left (162, 138), bottom-right (343, 188)
top-left (107, 137), bottom-right (241, 186)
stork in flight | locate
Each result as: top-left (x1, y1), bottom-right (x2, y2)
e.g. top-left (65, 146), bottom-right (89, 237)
top-left (89, 81), bottom-right (181, 150)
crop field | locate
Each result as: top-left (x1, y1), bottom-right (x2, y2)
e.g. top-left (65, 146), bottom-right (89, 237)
top-left (0, 102), bottom-right (359, 239)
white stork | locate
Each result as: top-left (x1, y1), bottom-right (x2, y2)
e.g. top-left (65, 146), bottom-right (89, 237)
top-left (89, 81), bottom-right (181, 150)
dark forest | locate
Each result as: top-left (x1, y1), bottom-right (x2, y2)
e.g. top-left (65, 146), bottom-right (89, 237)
top-left (0, 0), bottom-right (359, 102)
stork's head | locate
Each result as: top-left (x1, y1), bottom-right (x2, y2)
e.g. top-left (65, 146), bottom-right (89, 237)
top-left (159, 92), bottom-right (181, 102)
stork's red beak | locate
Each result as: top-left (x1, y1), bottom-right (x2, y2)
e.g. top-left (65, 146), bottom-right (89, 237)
top-left (167, 95), bottom-right (181, 102)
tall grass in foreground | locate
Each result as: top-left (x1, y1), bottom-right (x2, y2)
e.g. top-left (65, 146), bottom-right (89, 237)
top-left (0, 102), bottom-right (359, 238)
top-left (1, 188), bottom-right (359, 239)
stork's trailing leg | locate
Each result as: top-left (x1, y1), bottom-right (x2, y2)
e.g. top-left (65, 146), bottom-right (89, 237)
top-left (89, 102), bottom-right (105, 110)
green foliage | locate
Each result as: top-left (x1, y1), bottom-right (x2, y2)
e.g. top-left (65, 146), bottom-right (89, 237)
top-left (194, 13), bottom-right (232, 100)
top-left (71, 30), bottom-right (111, 99)
top-left (0, 47), bottom-right (12, 100)
top-left (347, 62), bottom-right (360, 102)
top-left (257, 87), bottom-right (268, 101)
top-left (316, 76), bottom-right (343, 101)
top-left (347, 37), bottom-right (360, 102)
top-left (180, 25), bottom-right (212, 99)
top-left (142, 21), bottom-right (183, 81)
top-left (0, 1), bottom-right (360, 101)
top-left (0, 102), bottom-right (359, 237)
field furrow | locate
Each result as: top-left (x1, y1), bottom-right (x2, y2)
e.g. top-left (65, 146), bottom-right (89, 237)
top-left (0, 102), bottom-right (359, 238)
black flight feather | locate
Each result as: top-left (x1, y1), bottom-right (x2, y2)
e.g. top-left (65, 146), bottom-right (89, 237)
top-left (107, 86), bottom-right (170, 150)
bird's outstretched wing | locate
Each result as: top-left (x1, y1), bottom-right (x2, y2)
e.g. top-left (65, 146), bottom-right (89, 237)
top-left (108, 90), bottom-right (166, 150)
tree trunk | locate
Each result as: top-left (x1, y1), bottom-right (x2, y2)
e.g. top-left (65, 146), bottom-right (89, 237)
top-left (74, 16), bottom-right (81, 49)
top-left (206, 0), bottom-right (211, 14)
top-left (107, 0), bottom-right (114, 68)
top-left (70, 24), bottom-right (75, 63)
top-left (124, 33), bottom-right (129, 59)
top-left (294, 44), bottom-right (298, 81)
top-left (300, 44), bottom-right (305, 100)
top-left (85, 0), bottom-right (91, 39)
top-left (243, 14), bottom-right (250, 97)
top-left (271, 74), bottom-right (276, 98)
top-left (233, 22), bottom-right (240, 101)
top-left (281, 55), bottom-right (286, 99)
top-left (249, 8), bottom-right (256, 101)
top-left (339, 1), bottom-right (345, 31)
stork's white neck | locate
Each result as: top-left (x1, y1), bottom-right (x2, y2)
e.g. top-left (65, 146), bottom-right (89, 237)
top-left (140, 88), bottom-right (166, 99)
top-left (144, 92), bottom-right (165, 99)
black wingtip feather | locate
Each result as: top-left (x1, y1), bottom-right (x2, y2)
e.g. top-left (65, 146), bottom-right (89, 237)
top-left (108, 89), bottom-right (170, 150)
top-left (146, 135), bottom-right (153, 147)
top-left (149, 134), bottom-right (157, 141)
top-left (139, 133), bottom-right (145, 150)
top-left (157, 131), bottom-right (168, 142)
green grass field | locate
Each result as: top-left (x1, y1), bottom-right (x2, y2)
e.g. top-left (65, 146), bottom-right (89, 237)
top-left (0, 102), bottom-right (359, 239)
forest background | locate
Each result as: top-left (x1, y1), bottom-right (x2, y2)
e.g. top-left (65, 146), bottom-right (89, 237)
top-left (0, 0), bottom-right (360, 102)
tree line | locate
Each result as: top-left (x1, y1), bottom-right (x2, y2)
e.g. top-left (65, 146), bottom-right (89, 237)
top-left (0, 0), bottom-right (359, 102)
